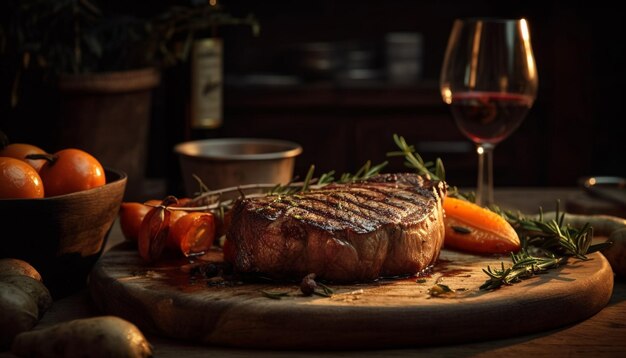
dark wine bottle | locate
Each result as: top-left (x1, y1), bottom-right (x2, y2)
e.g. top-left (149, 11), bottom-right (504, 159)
top-left (188, 37), bottom-right (224, 140)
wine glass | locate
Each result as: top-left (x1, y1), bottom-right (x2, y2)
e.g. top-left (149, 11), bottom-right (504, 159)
top-left (440, 18), bottom-right (538, 206)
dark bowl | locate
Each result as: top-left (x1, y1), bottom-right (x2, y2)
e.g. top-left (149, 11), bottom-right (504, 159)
top-left (0, 168), bottom-right (127, 298)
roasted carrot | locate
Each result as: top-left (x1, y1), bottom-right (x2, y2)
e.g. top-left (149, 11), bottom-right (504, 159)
top-left (443, 197), bottom-right (520, 255)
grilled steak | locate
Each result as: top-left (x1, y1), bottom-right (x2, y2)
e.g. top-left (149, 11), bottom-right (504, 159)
top-left (225, 173), bottom-right (446, 282)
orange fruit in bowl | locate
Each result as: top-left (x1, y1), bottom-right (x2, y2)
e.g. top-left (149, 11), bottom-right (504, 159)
top-left (36, 148), bottom-right (106, 197)
top-left (0, 157), bottom-right (45, 199)
top-left (0, 142), bottom-right (48, 172)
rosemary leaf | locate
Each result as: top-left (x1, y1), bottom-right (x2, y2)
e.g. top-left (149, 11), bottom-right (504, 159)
top-left (315, 282), bottom-right (334, 297)
top-left (318, 170), bottom-right (335, 185)
top-left (313, 291), bottom-right (331, 298)
top-left (300, 165), bottom-right (316, 193)
top-left (260, 290), bottom-right (290, 300)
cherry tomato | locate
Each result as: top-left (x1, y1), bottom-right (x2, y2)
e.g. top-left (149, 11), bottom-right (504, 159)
top-left (167, 212), bottom-right (216, 257)
top-left (118, 200), bottom-right (161, 241)
top-left (36, 148), bottom-right (106, 197)
top-left (0, 157), bottom-right (45, 199)
top-left (0, 143), bottom-right (47, 172)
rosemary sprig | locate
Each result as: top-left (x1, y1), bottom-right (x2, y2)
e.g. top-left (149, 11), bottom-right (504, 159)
top-left (480, 201), bottom-right (613, 290)
top-left (269, 161), bottom-right (388, 195)
top-left (480, 247), bottom-right (567, 290)
top-left (387, 134), bottom-right (445, 181)
top-left (493, 202), bottom-right (611, 260)
top-left (183, 160), bottom-right (388, 214)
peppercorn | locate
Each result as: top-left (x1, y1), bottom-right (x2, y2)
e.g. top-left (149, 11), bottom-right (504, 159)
top-left (300, 273), bottom-right (317, 296)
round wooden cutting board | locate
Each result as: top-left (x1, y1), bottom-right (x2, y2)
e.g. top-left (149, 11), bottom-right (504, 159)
top-left (89, 245), bottom-right (614, 349)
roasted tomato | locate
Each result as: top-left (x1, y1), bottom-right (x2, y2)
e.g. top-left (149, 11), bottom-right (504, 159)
top-left (138, 205), bottom-right (171, 262)
top-left (31, 148), bottom-right (105, 197)
top-left (137, 196), bottom-right (178, 262)
top-left (167, 212), bottom-right (216, 257)
top-left (0, 157), bottom-right (45, 199)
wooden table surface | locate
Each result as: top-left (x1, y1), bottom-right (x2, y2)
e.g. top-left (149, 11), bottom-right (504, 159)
top-left (4, 188), bottom-right (626, 357)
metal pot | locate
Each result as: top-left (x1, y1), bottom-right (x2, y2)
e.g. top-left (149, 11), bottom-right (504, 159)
top-left (174, 138), bottom-right (303, 196)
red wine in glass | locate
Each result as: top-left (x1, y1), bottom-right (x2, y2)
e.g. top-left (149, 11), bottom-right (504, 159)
top-left (449, 92), bottom-right (534, 144)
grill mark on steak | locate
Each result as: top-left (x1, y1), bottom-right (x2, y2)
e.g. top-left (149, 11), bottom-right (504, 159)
top-left (299, 195), bottom-right (373, 220)
top-left (352, 182), bottom-right (436, 204)
top-left (328, 193), bottom-right (395, 219)
top-left (344, 184), bottom-right (428, 209)
top-left (298, 194), bottom-right (389, 230)
top-left (259, 199), bottom-right (371, 233)
top-left (346, 185), bottom-right (433, 221)
top-left (327, 186), bottom-right (402, 207)
top-left (288, 195), bottom-right (383, 233)
top-left (328, 189), bottom-right (424, 222)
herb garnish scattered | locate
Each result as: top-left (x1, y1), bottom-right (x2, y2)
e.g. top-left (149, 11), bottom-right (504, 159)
top-left (429, 283), bottom-right (454, 297)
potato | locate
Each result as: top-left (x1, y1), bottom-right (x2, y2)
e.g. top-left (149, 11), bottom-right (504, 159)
top-left (0, 274), bottom-right (52, 317)
top-left (0, 258), bottom-right (42, 281)
top-left (0, 282), bottom-right (39, 349)
top-left (11, 316), bottom-right (153, 358)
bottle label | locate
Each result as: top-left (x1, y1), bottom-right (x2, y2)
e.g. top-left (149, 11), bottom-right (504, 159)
top-left (191, 38), bottom-right (223, 129)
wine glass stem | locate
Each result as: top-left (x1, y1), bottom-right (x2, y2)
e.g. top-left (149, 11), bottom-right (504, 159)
top-left (476, 143), bottom-right (495, 207)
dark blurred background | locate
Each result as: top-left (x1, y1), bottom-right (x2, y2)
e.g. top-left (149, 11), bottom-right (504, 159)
top-left (1, 0), bottom-right (625, 199)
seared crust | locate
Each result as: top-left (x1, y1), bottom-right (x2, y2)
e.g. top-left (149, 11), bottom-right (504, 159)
top-left (226, 173), bottom-right (446, 282)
